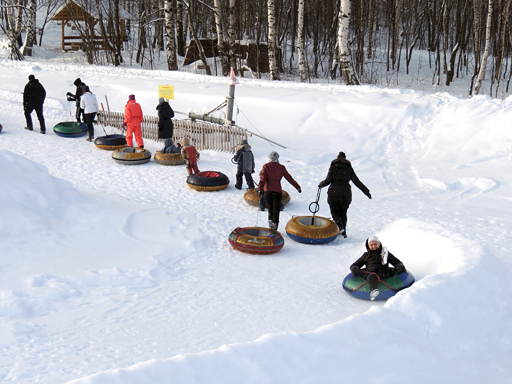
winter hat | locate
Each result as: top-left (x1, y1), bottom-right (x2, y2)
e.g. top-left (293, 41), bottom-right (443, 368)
top-left (241, 139), bottom-right (248, 145)
top-left (338, 151), bottom-right (346, 159)
top-left (182, 137), bottom-right (190, 146)
top-left (368, 236), bottom-right (380, 244)
top-left (73, 78), bottom-right (81, 86)
top-left (268, 151), bottom-right (279, 162)
top-left (128, 94), bottom-right (136, 101)
top-left (28, 74), bottom-right (35, 81)
top-left (158, 97), bottom-right (165, 104)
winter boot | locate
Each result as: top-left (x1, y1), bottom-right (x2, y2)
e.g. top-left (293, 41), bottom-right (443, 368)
top-left (370, 289), bottom-right (380, 301)
top-left (24, 126), bottom-right (33, 131)
top-left (341, 230), bottom-right (347, 238)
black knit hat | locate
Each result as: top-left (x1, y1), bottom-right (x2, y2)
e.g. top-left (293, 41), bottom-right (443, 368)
top-left (74, 78), bottom-right (82, 86)
top-left (338, 151), bottom-right (346, 159)
top-left (28, 74), bottom-right (35, 81)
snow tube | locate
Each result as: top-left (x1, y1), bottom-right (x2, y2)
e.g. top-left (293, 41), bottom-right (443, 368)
top-left (53, 122), bottom-right (88, 137)
top-left (228, 226), bottom-right (284, 254)
top-left (112, 147), bottom-right (151, 165)
top-left (0, 124), bottom-right (3, 133)
top-left (285, 216), bottom-right (339, 244)
top-left (154, 151), bottom-right (185, 165)
top-left (244, 188), bottom-right (290, 207)
top-left (342, 270), bottom-right (415, 301)
top-left (187, 171), bottom-right (230, 191)
top-left (94, 134), bottom-right (127, 150)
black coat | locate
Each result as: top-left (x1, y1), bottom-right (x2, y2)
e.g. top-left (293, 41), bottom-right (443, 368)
top-left (157, 102), bottom-right (174, 139)
top-left (233, 144), bottom-right (255, 173)
top-left (318, 158), bottom-right (370, 198)
top-left (23, 79), bottom-right (46, 108)
top-left (350, 240), bottom-right (405, 277)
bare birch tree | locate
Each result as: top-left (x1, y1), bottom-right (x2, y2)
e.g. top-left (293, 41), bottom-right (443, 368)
top-left (337, 0), bottom-right (359, 85)
top-left (473, 0), bottom-right (493, 95)
top-left (267, 0), bottom-right (279, 80)
top-left (228, 0), bottom-right (237, 73)
top-left (23, 0), bottom-right (37, 56)
top-left (213, 0), bottom-right (229, 75)
top-left (297, 0), bottom-right (307, 82)
top-left (164, 0), bottom-right (178, 69)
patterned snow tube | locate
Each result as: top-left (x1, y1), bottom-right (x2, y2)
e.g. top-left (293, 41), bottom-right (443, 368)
top-left (112, 147), bottom-right (151, 165)
top-left (53, 122), bottom-right (88, 137)
top-left (187, 171), bottom-right (230, 191)
top-left (154, 151), bottom-right (186, 165)
top-left (0, 124), bottom-right (3, 133)
top-left (228, 226), bottom-right (284, 254)
top-left (244, 188), bottom-right (290, 207)
top-left (342, 270), bottom-right (415, 301)
top-left (94, 134), bottom-right (127, 150)
top-left (285, 216), bottom-right (340, 244)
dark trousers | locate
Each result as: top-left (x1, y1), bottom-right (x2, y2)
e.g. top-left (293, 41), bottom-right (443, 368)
top-left (264, 191), bottom-right (282, 225)
top-left (84, 112), bottom-right (96, 139)
top-left (76, 102), bottom-right (84, 122)
top-left (235, 170), bottom-right (255, 189)
top-left (24, 105), bottom-right (45, 132)
top-left (365, 269), bottom-right (391, 291)
top-left (327, 192), bottom-right (352, 232)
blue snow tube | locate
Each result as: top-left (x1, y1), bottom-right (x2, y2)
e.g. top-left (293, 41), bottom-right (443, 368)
top-left (342, 270), bottom-right (415, 301)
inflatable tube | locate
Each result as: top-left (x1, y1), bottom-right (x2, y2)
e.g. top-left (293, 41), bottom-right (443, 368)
top-left (53, 122), bottom-right (88, 137)
top-left (342, 270), bottom-right (415, 301)
top-left (285, 216), bottom-right (339, 244)
top-left (94, 134), bottom-right (127, 150)
top-left (187, 171), bottom-right (230, 191)
top-left (154, 151), bottom-right (185, 165)
top-left (228, 226), bottom-right (284, 254)
top-left (0, 124), bottom-right (3, 133)
top-left (112, 147), bottom-right (151, 165)
top-left (244, 188), bottom-right (290, 207)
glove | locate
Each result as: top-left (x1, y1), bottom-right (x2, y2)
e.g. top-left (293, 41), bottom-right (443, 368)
top-left (67, 92), bottom-right (73, 97)
top-left (367, 192), bottom-right (372, 199)
top-left (351, 266), bottom-right (362, 278)
top-left (122, 122), bottom-right (127, 127)
top-left (259, 190), bottom-right (264, 195)
top-left (396, 264), bottom-right (406, 274)
top-left (298, 187), bottom-right (302, 193)
top-left (251, 169), bottom-right (255, 174)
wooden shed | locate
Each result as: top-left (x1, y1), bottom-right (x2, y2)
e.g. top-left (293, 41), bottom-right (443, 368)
top-left (52, 0), bottom-right (131, 52)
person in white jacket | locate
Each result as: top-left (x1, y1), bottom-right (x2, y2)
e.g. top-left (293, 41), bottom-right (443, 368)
top-left (80, 86), bottom-right (99, 142)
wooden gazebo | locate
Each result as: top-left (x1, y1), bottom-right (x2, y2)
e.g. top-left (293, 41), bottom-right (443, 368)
top-left (52, 0), bottom-right (131, 52)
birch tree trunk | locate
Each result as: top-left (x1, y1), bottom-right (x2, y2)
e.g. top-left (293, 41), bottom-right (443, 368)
top-left (14, 0), bottom-right (24, 47)
top-left (164, 0), bottom-right (178, 70)
top-left (297, 0), bottom-right (307, 82)
top-left (23, 0), bottom-right (37, 56)
top-left (337, 0), bottom-right (360, 85)
top-left (473, 0), bottom-right (493, 95)
top-left (213, 0), bottom-right (230, 76)
top-left (268, 0), bottom-right (280, 80)
top-left (228, 0), bottom-right (237, 73)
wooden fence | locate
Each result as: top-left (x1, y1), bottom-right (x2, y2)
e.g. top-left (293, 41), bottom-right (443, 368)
top-left (97, 110), bottom-right (248, 154)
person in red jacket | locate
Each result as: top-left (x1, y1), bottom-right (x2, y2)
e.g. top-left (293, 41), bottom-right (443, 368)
top-left (123, 94), bottom-right (144, 148)
top-left (258, 151), bottom-right (301, 230)
top-left (181, 137), bottom-right (200, 175)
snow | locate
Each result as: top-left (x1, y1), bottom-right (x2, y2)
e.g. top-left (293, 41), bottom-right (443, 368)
top-left (1, 37), bottom-right (512, 384)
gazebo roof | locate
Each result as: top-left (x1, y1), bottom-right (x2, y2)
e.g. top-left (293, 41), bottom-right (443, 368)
top-left (52, 0), bottom-right (132, 22)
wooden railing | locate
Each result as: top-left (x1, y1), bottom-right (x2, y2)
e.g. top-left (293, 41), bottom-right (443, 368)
top-left (97, 111), bottom-right (248, 154)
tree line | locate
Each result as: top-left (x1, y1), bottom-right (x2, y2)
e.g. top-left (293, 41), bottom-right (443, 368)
top-left (1, 0), bottom-right (511, 96)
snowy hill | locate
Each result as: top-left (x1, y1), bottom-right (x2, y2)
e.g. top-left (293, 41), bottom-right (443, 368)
top-left (0, 58), bottom-right (512, 384)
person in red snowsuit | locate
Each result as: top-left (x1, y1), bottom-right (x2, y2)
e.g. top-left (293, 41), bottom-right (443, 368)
top-left (123, 94), bottom-right (144, 148)
top-left (181, 137), bottom-right (200, 175)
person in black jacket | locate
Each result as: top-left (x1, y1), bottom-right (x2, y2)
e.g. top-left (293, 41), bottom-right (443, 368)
top-left (350, 236), bottom-right (406, 301)
top-left (66, 78), bottom-right (86, 123)
top-left (156, 97), bottom-right (175, 151)
top-left (318, 151), bottom-right (371, 238)
top-left (23, 74), bottom-right (46, 134)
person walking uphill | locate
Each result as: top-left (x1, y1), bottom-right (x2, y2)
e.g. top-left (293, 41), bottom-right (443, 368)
top-left (80, 86), bottom-right (99, 142)
top-left (318, 152), bottom-right (371, 238)
top-left (123, 94), bottom-right (144, 148)
top-left (156, 97), bottom-right (175, 150)
top-left (181, 137), bottom-right (200, 175)
top-left (259, 151), bottom-right (301, 231)
top-left (233, 139), bottom-right (255, 190)
top-left (67, 78), bottom-right (86, 123)
top-left (23, 74), bottom-right (46, 134)
top-left (350, 236), bottom-right (406, 301)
